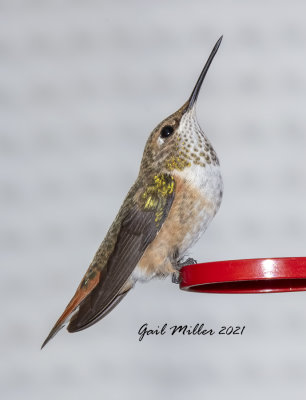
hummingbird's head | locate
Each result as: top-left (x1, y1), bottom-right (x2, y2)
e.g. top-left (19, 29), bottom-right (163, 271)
top-left (139, 36), bottom-right (222, 176)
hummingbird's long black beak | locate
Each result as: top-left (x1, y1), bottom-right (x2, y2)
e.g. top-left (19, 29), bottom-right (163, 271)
top-left (187, 36), bottom-right (223, 110)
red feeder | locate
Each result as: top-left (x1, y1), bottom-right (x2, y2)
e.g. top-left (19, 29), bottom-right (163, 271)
top-left (179, 257), bottom-right (306, 294)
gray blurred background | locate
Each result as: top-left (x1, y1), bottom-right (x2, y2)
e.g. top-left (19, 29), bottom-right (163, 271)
top-left (2, 0), bottom-right (306, 399)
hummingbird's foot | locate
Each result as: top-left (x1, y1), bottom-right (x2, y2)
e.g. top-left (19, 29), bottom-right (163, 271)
top-left (178, 257), bottom-right (198, 268)
top-left (172, 257), bottom-right (198, 284)
top-left (172, 271), bottom-right (181, 284)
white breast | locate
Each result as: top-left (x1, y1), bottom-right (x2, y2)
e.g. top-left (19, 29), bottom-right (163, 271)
top-left (174, 163), bottom-right (223, 254)
top-left (179, 161), bottom-right (222, 210)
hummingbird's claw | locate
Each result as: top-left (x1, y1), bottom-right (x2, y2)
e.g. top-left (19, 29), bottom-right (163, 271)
top-left (179, 257), bottom-right (198, 267)
top-left (172, 271), bottom-right (181, 284)
top-left (172, 257), bottom-right (198, 284)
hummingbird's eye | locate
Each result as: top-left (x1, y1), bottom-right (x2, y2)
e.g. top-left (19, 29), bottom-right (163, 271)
top-left (160, 125), bottom-right (174, 139)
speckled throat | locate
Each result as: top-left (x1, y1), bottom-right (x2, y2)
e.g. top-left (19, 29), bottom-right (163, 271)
top-left (165, 107), bottom-right (219, 172)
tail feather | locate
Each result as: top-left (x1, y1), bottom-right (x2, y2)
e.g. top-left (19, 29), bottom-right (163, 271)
top-left (41, 305), bottom-right (78, 349)
top-left (41, 272), bottom-right (100, 349)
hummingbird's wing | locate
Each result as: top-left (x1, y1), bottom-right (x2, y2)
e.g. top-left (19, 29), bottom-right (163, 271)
top-left (42, 174), bottom-right (175, 347)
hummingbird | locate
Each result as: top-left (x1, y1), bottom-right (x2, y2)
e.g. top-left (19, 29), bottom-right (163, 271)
top-left (42, 36), bottom-right (223, 348)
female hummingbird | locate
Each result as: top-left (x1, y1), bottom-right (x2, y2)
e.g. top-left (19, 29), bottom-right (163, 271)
top-left (42, 36), bottom-right (223, 348)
